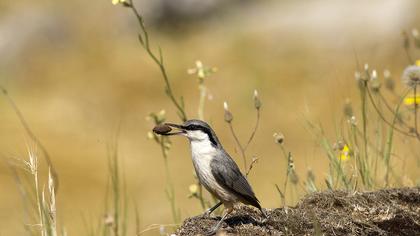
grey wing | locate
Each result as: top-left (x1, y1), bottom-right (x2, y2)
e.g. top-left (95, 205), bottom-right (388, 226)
top-left (210, 155), bottom-right (262, 210)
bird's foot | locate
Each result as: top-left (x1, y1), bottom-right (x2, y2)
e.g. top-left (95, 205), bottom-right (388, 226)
top-left (260, 209), bottom-right (269, 223)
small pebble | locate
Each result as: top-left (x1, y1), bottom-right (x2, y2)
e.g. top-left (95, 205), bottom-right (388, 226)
top-left (153, 124), bottom-right (172, 134)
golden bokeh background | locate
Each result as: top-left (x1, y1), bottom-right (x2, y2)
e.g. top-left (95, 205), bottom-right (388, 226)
top-left (0, 0), bottom-right (419, 235)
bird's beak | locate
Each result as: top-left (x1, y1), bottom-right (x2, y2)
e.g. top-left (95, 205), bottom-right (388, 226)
top-left (162, 123), bottom-right (186, 136)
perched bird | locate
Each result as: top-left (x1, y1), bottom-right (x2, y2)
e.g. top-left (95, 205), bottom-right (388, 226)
top-left (154, 119), bottom-right (265, 234)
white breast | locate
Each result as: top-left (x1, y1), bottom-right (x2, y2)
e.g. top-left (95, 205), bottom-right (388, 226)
top-left (190, 139), bottom-right (215, 185)
top-left (189, 139), bottom-right (235, 202)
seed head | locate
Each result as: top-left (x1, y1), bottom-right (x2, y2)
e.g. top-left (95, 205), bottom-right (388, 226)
top-left (153, 124), bottom-right (172, 135)
top-left (402, 65), bottom-right (420, 88)
top-left (223, 101), bottom-right (233, 123)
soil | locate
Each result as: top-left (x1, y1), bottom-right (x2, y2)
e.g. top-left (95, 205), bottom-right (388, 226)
top-left (175, 187), bottom-right (420, 236)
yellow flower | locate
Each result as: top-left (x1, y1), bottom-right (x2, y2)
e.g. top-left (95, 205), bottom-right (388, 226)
top-left (404, 95), bottom-right (420, 105)
top-left (146, 131), bottom-right (154, 140)
top-left (416, 60), bottom-right (420, 67)
top-left (189, 184), bottom-right (198, 195)
top-left (339, 144), bottom-right (350, 161)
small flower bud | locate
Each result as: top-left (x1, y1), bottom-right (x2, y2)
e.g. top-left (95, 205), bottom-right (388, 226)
top-left (355, 71), bottom-right (365, 88)
top-left (349, 116), bottom-right (357, 126)
top-left (253, 90), bottom-right (262, 110)
top-left (364, 63), bottom-right (369, 72)
top-left (223, 101), bottom-right (233, 123)
top-left (370, 69), bottom-right (381, 92)
top-left (371, 70), bottom-right (377, 80)
top-left (383, 70), bottom-right (395, 92)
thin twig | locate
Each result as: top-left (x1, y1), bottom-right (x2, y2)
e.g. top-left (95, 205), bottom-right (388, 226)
top-left (245, 157), bottom-right (259, 177)
top-left (228, 123), bottom-right (247, 171)
top-left (244, 109), bottom-right (260, 151)
top-left (378, 92), bottom-right (411, 129)
top-left (365, 85), bottom-right (418, 138)
top-left (404, 46), bottom-right (414, 65)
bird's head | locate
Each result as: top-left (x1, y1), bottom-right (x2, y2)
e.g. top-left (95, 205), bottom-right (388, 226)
top-left (157, 119), bottom-right (219, 147)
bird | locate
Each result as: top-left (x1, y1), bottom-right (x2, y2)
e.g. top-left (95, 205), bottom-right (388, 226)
top-left (154, 119), bottom-right (266, 234)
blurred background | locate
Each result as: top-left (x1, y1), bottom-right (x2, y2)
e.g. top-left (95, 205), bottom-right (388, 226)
top-left (1, 0), bottom-right (419, 235)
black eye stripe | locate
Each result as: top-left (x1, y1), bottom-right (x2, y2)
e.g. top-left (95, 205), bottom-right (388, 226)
top-left (185, 125), bottom-right (217, 146)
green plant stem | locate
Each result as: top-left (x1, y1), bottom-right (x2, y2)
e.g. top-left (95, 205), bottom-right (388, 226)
top-left (384, 88), bottom-right (411, 186)
top-left (159, 137), bottom-right (179, 223)
top-left (404, 46), bottom-right (414, 65)
top-left (360, 81), bottom-right (369, 161)
top-left (128, 1), bottom-right (187, 122)
top-left (197, 184), bottom-right (206, 211)
top-left (198, 83), bottom-right (206, 120)
top-left (373, 93), bottom-right (382, 183)
top-left (414, 85), bottom-right (419, 139)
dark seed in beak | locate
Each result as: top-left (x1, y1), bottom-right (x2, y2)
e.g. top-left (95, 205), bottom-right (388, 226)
top-left (153, 124), bottom-right (172, 135)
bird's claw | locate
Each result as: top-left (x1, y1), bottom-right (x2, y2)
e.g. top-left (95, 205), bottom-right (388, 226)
top-left (204, 227), bottom-right (217, 236)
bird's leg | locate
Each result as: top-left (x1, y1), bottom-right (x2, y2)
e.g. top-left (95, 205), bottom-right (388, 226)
top-left (260, 208), bottom-right (268, 223)
top-left (202, 201), bottom-right (222, 217)
top-left (205, 207), bottom-right (233, 236)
